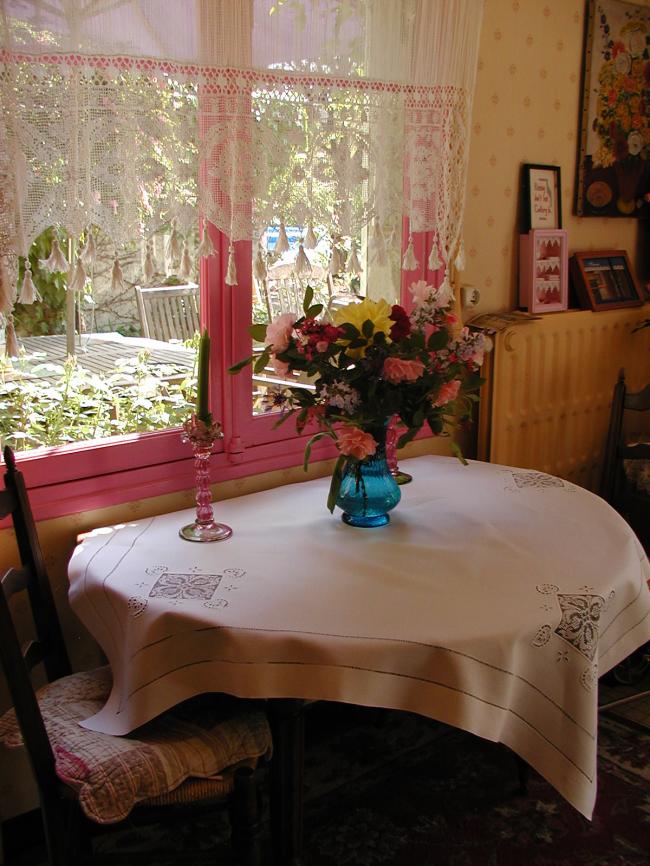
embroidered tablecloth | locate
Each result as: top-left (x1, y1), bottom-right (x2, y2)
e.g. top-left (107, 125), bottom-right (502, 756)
top-left (68, 456), bottom-right (650, 819)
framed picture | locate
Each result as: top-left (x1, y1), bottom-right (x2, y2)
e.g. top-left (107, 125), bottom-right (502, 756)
top-left (521, 164), bottom-right (562, 231)
top-left (569, 250), bottom-right (643, 310)
top-left (576, 0), bottom-right (650, 217)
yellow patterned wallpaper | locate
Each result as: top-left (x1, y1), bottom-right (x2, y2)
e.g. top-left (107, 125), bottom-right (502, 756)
top-left (464, 0), bottom-right (650, 312)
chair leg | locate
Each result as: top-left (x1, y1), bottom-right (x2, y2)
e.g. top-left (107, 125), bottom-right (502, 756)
top-left (230, 766), bottom-right (261, 866)
top-left (268, 699), bottom-right (305, 866)
top-left (39, 795), bottom-right (72, 866)
top-left (514, 754), bottom-right (529, 796)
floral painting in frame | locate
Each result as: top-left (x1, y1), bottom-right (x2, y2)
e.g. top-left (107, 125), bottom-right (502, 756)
top-left (576, 0), bottom-right (650, 217)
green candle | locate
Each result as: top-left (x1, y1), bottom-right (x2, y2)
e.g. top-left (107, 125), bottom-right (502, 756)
top-left (196, 329), bottom-right (211, 423)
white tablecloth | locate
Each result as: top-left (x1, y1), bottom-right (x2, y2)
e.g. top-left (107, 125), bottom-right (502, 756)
top-left (68, 456), bottom-right (650, 819)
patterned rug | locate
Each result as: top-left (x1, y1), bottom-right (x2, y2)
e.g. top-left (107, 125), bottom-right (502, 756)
top-left (6, 703), bottom-right (650, 865)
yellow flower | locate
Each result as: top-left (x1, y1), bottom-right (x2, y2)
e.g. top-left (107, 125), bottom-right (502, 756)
top-left (333, 297), bottom-right (394, 358)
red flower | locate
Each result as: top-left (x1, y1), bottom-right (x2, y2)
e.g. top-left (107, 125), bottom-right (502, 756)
top-left (389, 305), bottom-right (411, 341)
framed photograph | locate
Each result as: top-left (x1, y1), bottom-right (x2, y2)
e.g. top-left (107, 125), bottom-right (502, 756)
top-left (576, 0), bottom-right (650, 217)
top-left (569, 250), bottom-right (643, 310)
top-left (521, 164), bottom-right (562, 231)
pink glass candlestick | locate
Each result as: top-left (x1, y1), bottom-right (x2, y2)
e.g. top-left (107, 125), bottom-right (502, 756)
top-left (386, 414), bottom-right (412, 486)
top-left (180, 415), bottom-right (232, 542)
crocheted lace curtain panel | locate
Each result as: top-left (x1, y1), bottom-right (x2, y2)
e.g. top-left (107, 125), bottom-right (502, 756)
top-left (0, 0), bottom-right (483, 286)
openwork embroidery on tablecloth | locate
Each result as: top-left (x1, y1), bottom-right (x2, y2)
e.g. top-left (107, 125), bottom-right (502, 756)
top-left (532, 584), bottom-right (615, 691)
top-left (127, 596), bottom-right (148, 618)
top-left (149, 572), bottom-right (222, 600)
top-left (512, 471), bottom-right (567, 489)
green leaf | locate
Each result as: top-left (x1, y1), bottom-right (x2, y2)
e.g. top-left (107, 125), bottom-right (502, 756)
top-left (303, 430), bottom-right (336, 471)
top-left (451, 440), bottom-right (468, 466)
top-left (228, 356), bottom-right (253, 373)
top-left (427, 329), bottom-right (449, 350)
top-left (306, 304), bottom-right (324, 318)
top-left (253, 350), bottom-right (270, 374)
top-left (339, 322), bottom-right (360, 339)
top-left (327, 455), bottom-right (346, 513)
top-left (303, 285), bottom-right (314, 314)
top-left (361, 319), bottom-right (374, 337)
top-left (249, 323), bottom-right (268, 343)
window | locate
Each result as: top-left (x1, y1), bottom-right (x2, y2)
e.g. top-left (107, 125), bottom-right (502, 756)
top-left (0, 0), bottom-right (483, 518)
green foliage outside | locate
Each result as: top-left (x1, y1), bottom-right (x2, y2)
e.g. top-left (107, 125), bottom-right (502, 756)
top-left (0, 343), bottom-right (198, 451)
top-left (13, 227), bottom-right (67, 337)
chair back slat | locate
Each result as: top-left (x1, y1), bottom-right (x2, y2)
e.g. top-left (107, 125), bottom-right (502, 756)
top-left (0, 487), bottom-right (17, 521)
top-left (23, 639), bottom-right (48, 672)
top-left (1, 566), bottom-right (31, 598)
top-left (625, 383), bottom-right (650, 413)
top-left (135, 284), bottom-right (200, 342)
top-left (0, 560), bottom-right (57, 793)
top-left (3, 449), bottom-right (71, 683)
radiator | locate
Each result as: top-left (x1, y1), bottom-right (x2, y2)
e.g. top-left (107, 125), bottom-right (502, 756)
top-left (476, 307), bottom-right (650, 492)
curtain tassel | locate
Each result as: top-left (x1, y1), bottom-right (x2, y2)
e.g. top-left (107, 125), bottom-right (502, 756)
top-left (180, 241), bottom-right (192, 280)
top-left (346, 243), bottom-right (363, 276)
top-left (81, 230), bottom-right (97, 268)
top-left (275, 221), bottom-right (290, 255)
top-left (166, 219), bottom-right (182, 267)
top-left (196, 223), bottom-right (216, 259)
top-left (303, 224), bottom-right (317, 249)
top-left (4, 315), bottom-right (19, 358)
top-left (328, 246), bottom-right (343, 275)
top-left (40, 238), bottom-right (68, 273)
top-left (438, 276), bottom-right (454, 307)
top-left (401, 236), bottom-right (419, 271)
top-left (225, 245), bottom-right (238, 286)
top-left (294, 243), bottom-right (312, 277)
top-left (369, 221), bottom-right (387, 266)
top-left (111, 258), bottom-right (126, 293)
top-left (427, 243), bottom-right (443, 271)
top-left (18, 264), bottom-right (41, 304)
top-left (68, 259), bottom-right (87, 295)
top-left (254, 247), bottom-right (268, 282)
top-left (144, 244), bottom-right (156, 283)
top-left (454, 240), bottom-right (466, 272)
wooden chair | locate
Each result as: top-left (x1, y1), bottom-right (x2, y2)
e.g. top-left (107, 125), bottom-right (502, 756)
top-left (135, 284), bottom-right (200, 342)
top-left (599, 370), bottom-right (650, 702)
top-left (600, 369), bottom-right (650, 551)
top-left (0, 446), bottom-right (270, 866)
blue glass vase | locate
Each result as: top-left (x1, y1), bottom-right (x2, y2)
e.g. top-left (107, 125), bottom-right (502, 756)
top-left (336, 422), bottom-right (401, 527)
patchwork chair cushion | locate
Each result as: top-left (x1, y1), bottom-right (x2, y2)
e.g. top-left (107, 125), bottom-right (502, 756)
top-left (0, 666), bottom-right (271, 824)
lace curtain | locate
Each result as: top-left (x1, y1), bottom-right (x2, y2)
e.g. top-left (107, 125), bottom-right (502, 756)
top-left (0, 0), bottom-right (483, 306)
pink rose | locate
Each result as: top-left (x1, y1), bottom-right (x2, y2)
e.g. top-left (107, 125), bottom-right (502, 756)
top-left (266, 312), bottom-right (296, 352)
top-left (382, 357), bottom-right (425, 384)
top-left (337, 426), bottom-right (377, 460)
top-left (431, 379), bottom-right (461, 407)
top-left (271, 356), bottom-right (290, 377)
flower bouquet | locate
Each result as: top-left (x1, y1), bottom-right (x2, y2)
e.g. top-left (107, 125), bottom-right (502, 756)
top-left (231, 280), bottom-right (488, 523)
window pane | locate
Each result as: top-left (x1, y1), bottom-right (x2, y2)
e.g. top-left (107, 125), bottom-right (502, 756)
top-left (0, 226), bottom-right (200, 452)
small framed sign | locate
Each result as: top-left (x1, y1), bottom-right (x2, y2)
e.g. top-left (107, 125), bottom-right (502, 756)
top-left (521, 164), bottom-right (562, 231)
top-left (569, 250), bottom-right (643, 311)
